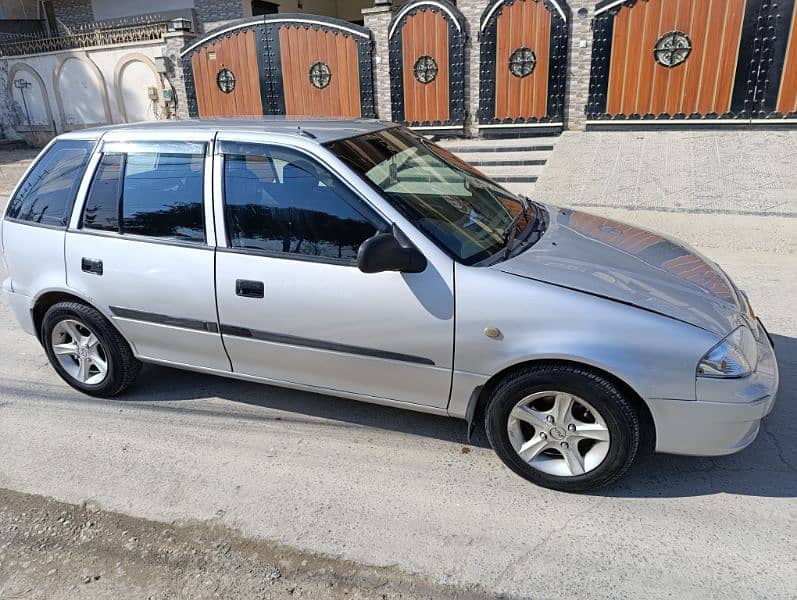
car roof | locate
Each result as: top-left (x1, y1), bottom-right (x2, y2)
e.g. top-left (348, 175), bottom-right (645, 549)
top-left (58, 117), bottom-right (396, 144)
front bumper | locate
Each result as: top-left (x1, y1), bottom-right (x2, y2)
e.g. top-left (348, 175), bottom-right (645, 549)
top-left (649, 319), bottom-right (779, 456)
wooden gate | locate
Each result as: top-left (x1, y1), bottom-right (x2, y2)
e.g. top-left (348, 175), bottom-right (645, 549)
top-left (587, 0), bottom-right (797, 125)
top-left (478, 0), bottom-right (569, 135)
top-left (181, 14), bottom-right (376, 119)
top-left (388, 0), bottom-right (467, 135)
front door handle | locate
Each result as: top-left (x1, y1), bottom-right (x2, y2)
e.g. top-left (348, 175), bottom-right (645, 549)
top-left (81, 257), bottom-right (103, 275)
top-left (235, 279), bottom-right (264, 298)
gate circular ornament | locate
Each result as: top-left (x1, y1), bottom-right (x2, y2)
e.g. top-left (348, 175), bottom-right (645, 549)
top-left (413, 55), bottom-right (438, 84)
top-left (309, 61), bottom-right (332, 89)
top-left (654, 31), bottom-right (692, 68)
top-left (216, 68), bottom-right (236, 94)
top-left (509, 47), bottom-right (536, 78)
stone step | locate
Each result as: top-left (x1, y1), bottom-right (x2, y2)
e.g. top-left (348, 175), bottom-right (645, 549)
top-left (437, 135), bottom-right (557, 150)
top-left (499, 181), bottom-right (538, 196)
top-left (463, 156), bottom-right (547, 167)
top-left (443, 143), bottom-right (555, 154)
top-left (475, 163), bottom-right (545, 177)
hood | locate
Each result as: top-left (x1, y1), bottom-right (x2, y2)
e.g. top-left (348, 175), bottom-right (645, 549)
top-left (495, 207), bottom-right (743, 335)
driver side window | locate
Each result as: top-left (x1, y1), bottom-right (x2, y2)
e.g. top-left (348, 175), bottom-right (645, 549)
top-left (221, 142), bottom-right (384, 263)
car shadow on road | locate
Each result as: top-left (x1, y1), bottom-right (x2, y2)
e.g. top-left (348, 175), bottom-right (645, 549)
top-left (121, 334), bottom-right (795, 499)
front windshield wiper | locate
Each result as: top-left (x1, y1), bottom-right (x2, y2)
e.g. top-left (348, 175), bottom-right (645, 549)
top-left (501, 197), bottom-right (530, 259)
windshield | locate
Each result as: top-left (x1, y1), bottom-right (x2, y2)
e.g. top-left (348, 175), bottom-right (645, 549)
top-left (325, 127), bottom-right (543, 265)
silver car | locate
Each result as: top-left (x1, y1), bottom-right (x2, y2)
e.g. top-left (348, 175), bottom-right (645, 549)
top-left (0, 119), bottom-right (779, 492)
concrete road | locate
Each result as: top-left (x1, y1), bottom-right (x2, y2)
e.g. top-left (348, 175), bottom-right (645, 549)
top-left (1, 209), bottom-right (795, 600)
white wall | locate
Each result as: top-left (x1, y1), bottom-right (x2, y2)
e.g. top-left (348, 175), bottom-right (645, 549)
top-left (57, 57), bottom-right (107, 126)
top-left (91, 0), bottom-right (195, 21)
top-left (118, 60), bottom-right (160, 121)
top-left (1, 39), bottom-right (168, 142)
top-left (9, 67), bottom-right (49, 126)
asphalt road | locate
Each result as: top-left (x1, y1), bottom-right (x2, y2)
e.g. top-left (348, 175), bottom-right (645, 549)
top-left (1, 208), bottom-right (795, 599)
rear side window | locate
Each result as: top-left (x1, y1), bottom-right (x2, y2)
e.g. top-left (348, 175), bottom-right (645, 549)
top-left (83, 153), bottom-right (122, 232)
top-left (6, 140), bottom-right (93, 227)
top-left (222, 142), bottom-right (382, 262)
top-left (81, 145), bottom-right (206, 244)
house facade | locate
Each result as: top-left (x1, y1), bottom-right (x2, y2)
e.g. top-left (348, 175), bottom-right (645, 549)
top-left (1, 0), bottom-right (796, 146)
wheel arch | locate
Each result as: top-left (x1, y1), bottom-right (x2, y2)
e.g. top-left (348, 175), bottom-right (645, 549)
top-left (31, 289), bottom-right (124, 347)
top-left (465, 358), bottom-right (656, 452)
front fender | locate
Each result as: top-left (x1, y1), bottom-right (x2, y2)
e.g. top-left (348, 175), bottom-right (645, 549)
top-left (449, 266), bottom-right (721, 418)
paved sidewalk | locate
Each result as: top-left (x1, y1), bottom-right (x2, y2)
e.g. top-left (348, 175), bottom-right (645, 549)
top-left (534, 130), bottom-right (797, 216)
top-left (0, 148), bottom-right (36, 200)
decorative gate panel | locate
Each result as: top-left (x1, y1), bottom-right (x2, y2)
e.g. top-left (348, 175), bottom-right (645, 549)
top-left (479, 0), bottom-right (569, 133)
top-left (586, 0), bottom-right (793, 125)
top-left (388, 0), bottom-right (467, 134)
top-left (775, 2), bottom-right (797, 117)
top-left (181, 15), bottom-right (375, 119)
top-left (278, 25), bottom-right (362, 117)
top-left (191, 29), bottom-right (263, 117)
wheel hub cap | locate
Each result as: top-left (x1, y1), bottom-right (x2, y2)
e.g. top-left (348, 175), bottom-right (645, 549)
top-left (507, 391), bottom-right (611, 477)
top-left (50, 319), bottom-right (108, 386)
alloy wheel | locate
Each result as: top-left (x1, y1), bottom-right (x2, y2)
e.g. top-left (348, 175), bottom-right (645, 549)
top-left (50, 319), bottom-right (108, 385)
top-left (507, 390), bottom-right (611, 477)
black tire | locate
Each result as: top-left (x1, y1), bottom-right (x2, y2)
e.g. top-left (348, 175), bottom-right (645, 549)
top-left (41, 301), bottom-right (141, 397)
top-left (485, 364), bottom-right (639, 493)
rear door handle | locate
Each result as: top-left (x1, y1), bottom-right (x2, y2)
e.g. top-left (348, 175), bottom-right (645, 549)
top-left (81, 258), bottom-right (103, 275)
top-left (235, 279), bottom-right (264, 298)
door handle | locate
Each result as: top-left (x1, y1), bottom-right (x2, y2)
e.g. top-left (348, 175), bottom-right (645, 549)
top-left (81, 257), bottom-right (103, 275)
top-left (235, 279), bottom-right (264, 298)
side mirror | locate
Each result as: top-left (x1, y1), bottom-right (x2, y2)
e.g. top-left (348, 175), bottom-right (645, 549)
top-left (357, 225), bottom-right (427, 274)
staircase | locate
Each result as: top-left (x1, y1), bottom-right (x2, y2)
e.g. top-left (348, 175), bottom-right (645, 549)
top-left (436, 136), bottom-right (557, 196)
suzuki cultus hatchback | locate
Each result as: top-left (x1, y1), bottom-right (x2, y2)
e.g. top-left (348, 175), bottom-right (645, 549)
top-left (1, 119), bottom-right (779, 492)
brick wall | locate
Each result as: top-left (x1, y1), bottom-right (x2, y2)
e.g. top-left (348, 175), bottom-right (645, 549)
top-left (457, 0), bottom-right (482, 137)
top-left (164, 31), bottom-right (197, 120)
top-left (194, 0), bottom-right (245, 33)
top-left (362, 5), bottom-right (393, 121)
top-left (51, 0), bottom-right (94, 31)
top-left (564, 1), bottom-right (594, 131)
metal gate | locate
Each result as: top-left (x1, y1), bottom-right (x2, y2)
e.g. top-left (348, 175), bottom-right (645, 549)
top-left (388, 0), bottom-right (467, 135)
top-left (478, 0), bottom-right (569, 135)
top-left (587, 0), bottom-right (797, 126)
top-left (181, 14), bottom-right (376, 119)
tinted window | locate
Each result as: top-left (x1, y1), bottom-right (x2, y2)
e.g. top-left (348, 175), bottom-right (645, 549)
top-left (223, 144), bottom-right (381, 261)
top-left (122, 153), bottom-right (205, 242)
top-left (6, 140), bottom-right (93, 227)
top-left (83, 153), bottom-right (122, 232)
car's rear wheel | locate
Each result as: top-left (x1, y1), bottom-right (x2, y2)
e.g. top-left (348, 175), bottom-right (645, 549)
top-left (42, 301), bottom-right (141, 397)
top-left (485, 364), bottom-right (639, 492)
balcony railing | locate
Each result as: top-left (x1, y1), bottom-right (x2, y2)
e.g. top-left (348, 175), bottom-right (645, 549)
top-left (0, 15), bottom-right (172, 57)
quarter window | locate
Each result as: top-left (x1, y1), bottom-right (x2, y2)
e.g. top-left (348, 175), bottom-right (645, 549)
top-left (222, 143), bottom-right (382, 262)
top-left (80, 145), bottom-right (206, 244)
top-left (83, 153), bottom-right (122, 232)
top-left (5, 140), bottom-right (94, 227)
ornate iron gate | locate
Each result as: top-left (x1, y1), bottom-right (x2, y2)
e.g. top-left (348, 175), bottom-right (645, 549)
top-left (587, 0), bottom-right (797, 126)
top-left (388, 0), bottom-right (467, 135)
top-left (479, 0), bottom-right (569, 135)
top-left (181, 14), bottom-right (376, 119)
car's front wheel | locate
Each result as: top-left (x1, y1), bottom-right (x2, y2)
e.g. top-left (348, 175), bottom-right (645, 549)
top-left (42, 301), bottom-right (141, 397)
top-left (485, 364), bottom-right (640, 492)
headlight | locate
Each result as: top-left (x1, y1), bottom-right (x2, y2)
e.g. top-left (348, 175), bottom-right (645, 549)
top-left (697, 326), bottom-right (758, 378)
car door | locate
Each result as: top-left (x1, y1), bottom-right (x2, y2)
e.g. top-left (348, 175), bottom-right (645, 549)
top-left (65, 135), bottom-right (230, 372)
top-left (213, 135), bottom-right (454, 409)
